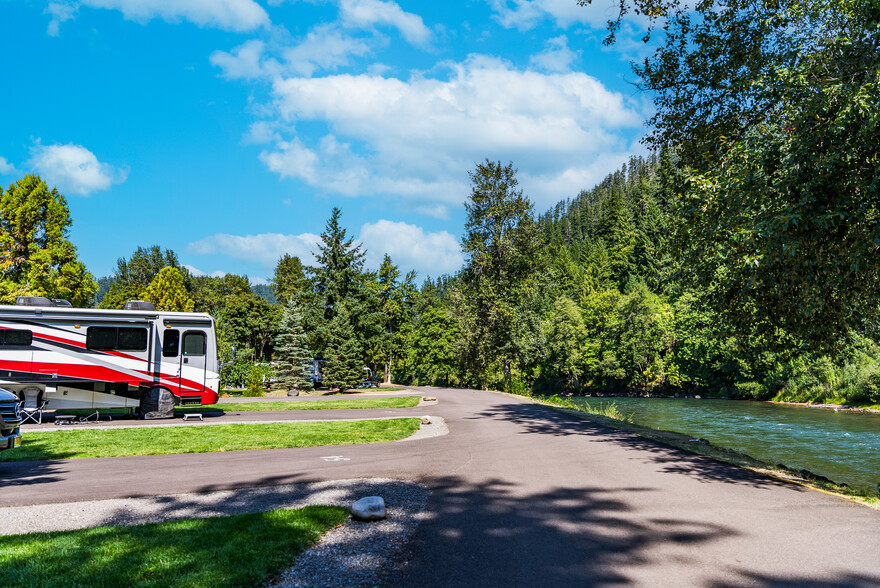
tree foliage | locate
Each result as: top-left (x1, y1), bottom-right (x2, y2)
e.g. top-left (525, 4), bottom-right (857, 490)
top-left (99, 245), bottom-right (187, 309)
top-left (0, 175), bottom-right (96, 306)
top-left (457, 160), bottom-right (541, 388)
top-left (586, 0), bottom-right (880, 345)
top-left (274, 299), bottom-right (314, 392)
top-left (271, 254), bottom-right (305, 306)
top-left (141, 266), bottom-right (194, 312)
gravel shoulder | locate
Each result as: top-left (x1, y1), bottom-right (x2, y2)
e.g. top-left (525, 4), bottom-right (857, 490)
top-left (1, 478), bottom-right (430, 587)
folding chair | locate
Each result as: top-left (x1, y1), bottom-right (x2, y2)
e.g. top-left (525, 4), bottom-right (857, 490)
top-left (19, 387), bottom-right (47, 424)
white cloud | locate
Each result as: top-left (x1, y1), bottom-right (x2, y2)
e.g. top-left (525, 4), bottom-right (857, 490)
top-left (75, 0), bottom-right (269, 32)
top-left (359, 220), bottom-right (463, 276)
top-left (183, 265), bottom-right (227, 278)
top-left (28, 141), bottom-right (127, 196)
top-left (489, 0), bottom-right (621, 31)
top-left (210, 40), bottom-right (279, 80)
top-left (45, 1), bottom-right (78, 36)
top-left (281, 24), bottom-right (373, 77)
top-left (212, 25), bottom-right (375, 80)
top-left (188, 221), bottom-right (463, 278)
top-left (530, 35), bottom-right (579, 73)
top-left (257, 54), bottom-right (644, 208)
top-left (0, 157), bottom-right (16, 175)
top-left (339, 0), bottom-right (432, 46)
top-left (188, 232), bottom-right (322, 268)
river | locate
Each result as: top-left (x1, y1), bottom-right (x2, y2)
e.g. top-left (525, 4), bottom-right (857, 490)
top-left (571, 397), bottom-right (880, 491)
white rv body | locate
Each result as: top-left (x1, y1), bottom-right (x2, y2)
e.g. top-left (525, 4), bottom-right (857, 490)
top-left (0, 302), bottom-right (220, 410)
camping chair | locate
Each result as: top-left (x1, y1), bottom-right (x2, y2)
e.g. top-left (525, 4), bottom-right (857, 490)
top-left (19, 387), bottom-right (47, 424)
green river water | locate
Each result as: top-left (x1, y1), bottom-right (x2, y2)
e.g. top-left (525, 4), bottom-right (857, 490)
top-left (571, 397), bottom-right (880, 491)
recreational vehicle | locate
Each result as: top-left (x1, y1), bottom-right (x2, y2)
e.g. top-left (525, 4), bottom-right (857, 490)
top-left (0, 297), bottom-right (219, 418)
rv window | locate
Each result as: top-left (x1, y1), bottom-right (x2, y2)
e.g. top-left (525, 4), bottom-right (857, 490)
top-left (163, 329), bottom-right (180, 357)
top-left (86, 326), bottom-right (147, 351)
top-left (183, 332), bottom-right (206, 356)
top-left (86, 327), bottom-right (118, 350)
top-left (0, 329), bottom-right (32, 346)
top-left (118, 327), bottom-right (147, 351)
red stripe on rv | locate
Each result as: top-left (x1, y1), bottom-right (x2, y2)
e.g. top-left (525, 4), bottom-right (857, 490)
top-left (31, 333), bottom-right (145, 362)
top-left (0, 360), bottom-right (209, 394)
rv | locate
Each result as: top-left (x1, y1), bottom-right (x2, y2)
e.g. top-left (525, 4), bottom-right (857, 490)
top-left (0, 297), bottom-right (219, 418)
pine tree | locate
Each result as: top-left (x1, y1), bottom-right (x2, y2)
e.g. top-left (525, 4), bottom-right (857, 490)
top-left (274, 299), bottom-right (314, 392)
top-left (323, 305), bottom-right (364, 391)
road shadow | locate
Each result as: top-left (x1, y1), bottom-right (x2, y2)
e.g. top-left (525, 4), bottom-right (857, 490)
top-left (387, 475), bottom-right (880, 587)
top-left (711, 573), bottom-right (880, 588)
top-left (0, 459), bottom-right (67, 486)
top-left (388, 475), bottom-right (729, 587)
top-left (472, 402), bottom-right (795, 490)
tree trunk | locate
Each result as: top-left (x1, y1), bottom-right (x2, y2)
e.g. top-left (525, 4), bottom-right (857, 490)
top-left (384, 356), bottom-right (392, 385)
top-left (503, 360), bottom-right (511, 390)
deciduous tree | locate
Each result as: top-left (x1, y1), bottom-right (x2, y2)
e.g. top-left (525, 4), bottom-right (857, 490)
top-left (141, 267), bottom-right (194, 312)
top-left (0, 175), bottom-right (97, 306)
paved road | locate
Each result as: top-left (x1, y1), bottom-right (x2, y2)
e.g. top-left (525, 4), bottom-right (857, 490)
top-left (4, 387), bottom-right (880, 586)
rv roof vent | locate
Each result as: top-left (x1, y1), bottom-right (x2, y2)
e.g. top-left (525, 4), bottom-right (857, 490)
top-left (124, 300), bottom-right (156, 311)
top-left (51, 299), bottom-right (72, 307)
top-left (16, 296), bottom-right (53, 307)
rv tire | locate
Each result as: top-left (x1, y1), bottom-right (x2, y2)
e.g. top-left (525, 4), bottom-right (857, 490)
top-left (139, 387), bottom-right (176, 420)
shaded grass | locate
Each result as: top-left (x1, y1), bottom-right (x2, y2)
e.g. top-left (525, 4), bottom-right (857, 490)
top-left (0, 418), bottom-right (421, 461)
top-left (0, 505), bottom-right (348, 588)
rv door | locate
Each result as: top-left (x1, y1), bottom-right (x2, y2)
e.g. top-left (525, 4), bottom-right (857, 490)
top-left (181, 330), bottom-right (208, 393)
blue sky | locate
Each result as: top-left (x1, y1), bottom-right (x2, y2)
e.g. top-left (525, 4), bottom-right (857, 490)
top-left (0, 0), bottom-right (652, 284)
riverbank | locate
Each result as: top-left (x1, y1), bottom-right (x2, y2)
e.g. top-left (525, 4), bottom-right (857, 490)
top-left (517, 392), bottom-right (880, 510)
top-left (562, 389), bottom-right (880, 414)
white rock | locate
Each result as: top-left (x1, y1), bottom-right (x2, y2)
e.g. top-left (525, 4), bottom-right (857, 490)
top-left (421, 416), bottom-right (432, 425)
top-left (351, 496), bottom-right (386, 521)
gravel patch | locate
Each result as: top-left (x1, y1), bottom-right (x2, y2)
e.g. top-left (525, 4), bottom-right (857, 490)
top-left (268, 481), bottom-right (430, 588)
top-left (1, 478), bottom-right (430, 586)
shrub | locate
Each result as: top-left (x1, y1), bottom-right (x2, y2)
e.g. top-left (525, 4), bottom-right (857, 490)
top-left (244, 366), bottom-right (265, 397)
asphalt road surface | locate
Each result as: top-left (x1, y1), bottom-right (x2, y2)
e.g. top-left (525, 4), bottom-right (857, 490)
top-left (4, 387), bottom-right (880, 587)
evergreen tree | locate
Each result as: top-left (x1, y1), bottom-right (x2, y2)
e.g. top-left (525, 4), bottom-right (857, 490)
top-left (271, 253), bottom-right (305, 306)
top-left (142, 267), bottom-right (194, 312)
top-left (323, 305), bottom-right (363, 391)
top-left (274, 299), bottom-right (314, 392)
top-left (308, 208), bottom-right (367, 357)
top-left (0, 175), bottom-right (97, 306)
top-left (457, 160), bottom-right (541, 388)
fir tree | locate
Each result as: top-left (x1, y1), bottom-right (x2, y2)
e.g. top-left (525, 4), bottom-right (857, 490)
top-left (274, 299), bottom-right (314, 392)
top-left (323, 305), bottom-right (363, 391)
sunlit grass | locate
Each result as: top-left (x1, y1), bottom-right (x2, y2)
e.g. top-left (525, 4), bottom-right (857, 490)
top-left (1, 418), bottom-right (421, 461)
top-left (0, 505), bottom-right (348, 588)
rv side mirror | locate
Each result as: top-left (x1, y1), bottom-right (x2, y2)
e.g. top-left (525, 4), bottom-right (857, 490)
top-left (231, 346), bottom-right (236, 362)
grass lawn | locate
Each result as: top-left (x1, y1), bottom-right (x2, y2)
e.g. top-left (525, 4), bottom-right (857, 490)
top-left (61, 396), bottom-right (421, 417)
top-left (0, 505), bottom-right (348, 588)
top-left (207, 397), bottom-right (421, 412)
top-left (0, 418), bottom-right (421, 461)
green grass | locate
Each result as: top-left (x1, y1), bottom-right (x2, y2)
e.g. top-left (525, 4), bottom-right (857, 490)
top-left (531, 393), bottom-right (634, 423)
top-left (61, 396), bottom-right (421, 417)
top-left (207, 397), bottom-right (421, 411)
top-left (0, 418), bottom-right (421, 461)
top-left (0, 505), bottom-right (348, 588)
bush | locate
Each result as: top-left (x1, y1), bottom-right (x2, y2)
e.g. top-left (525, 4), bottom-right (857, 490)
top-left (244, 366), bottom-right (265, 397)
